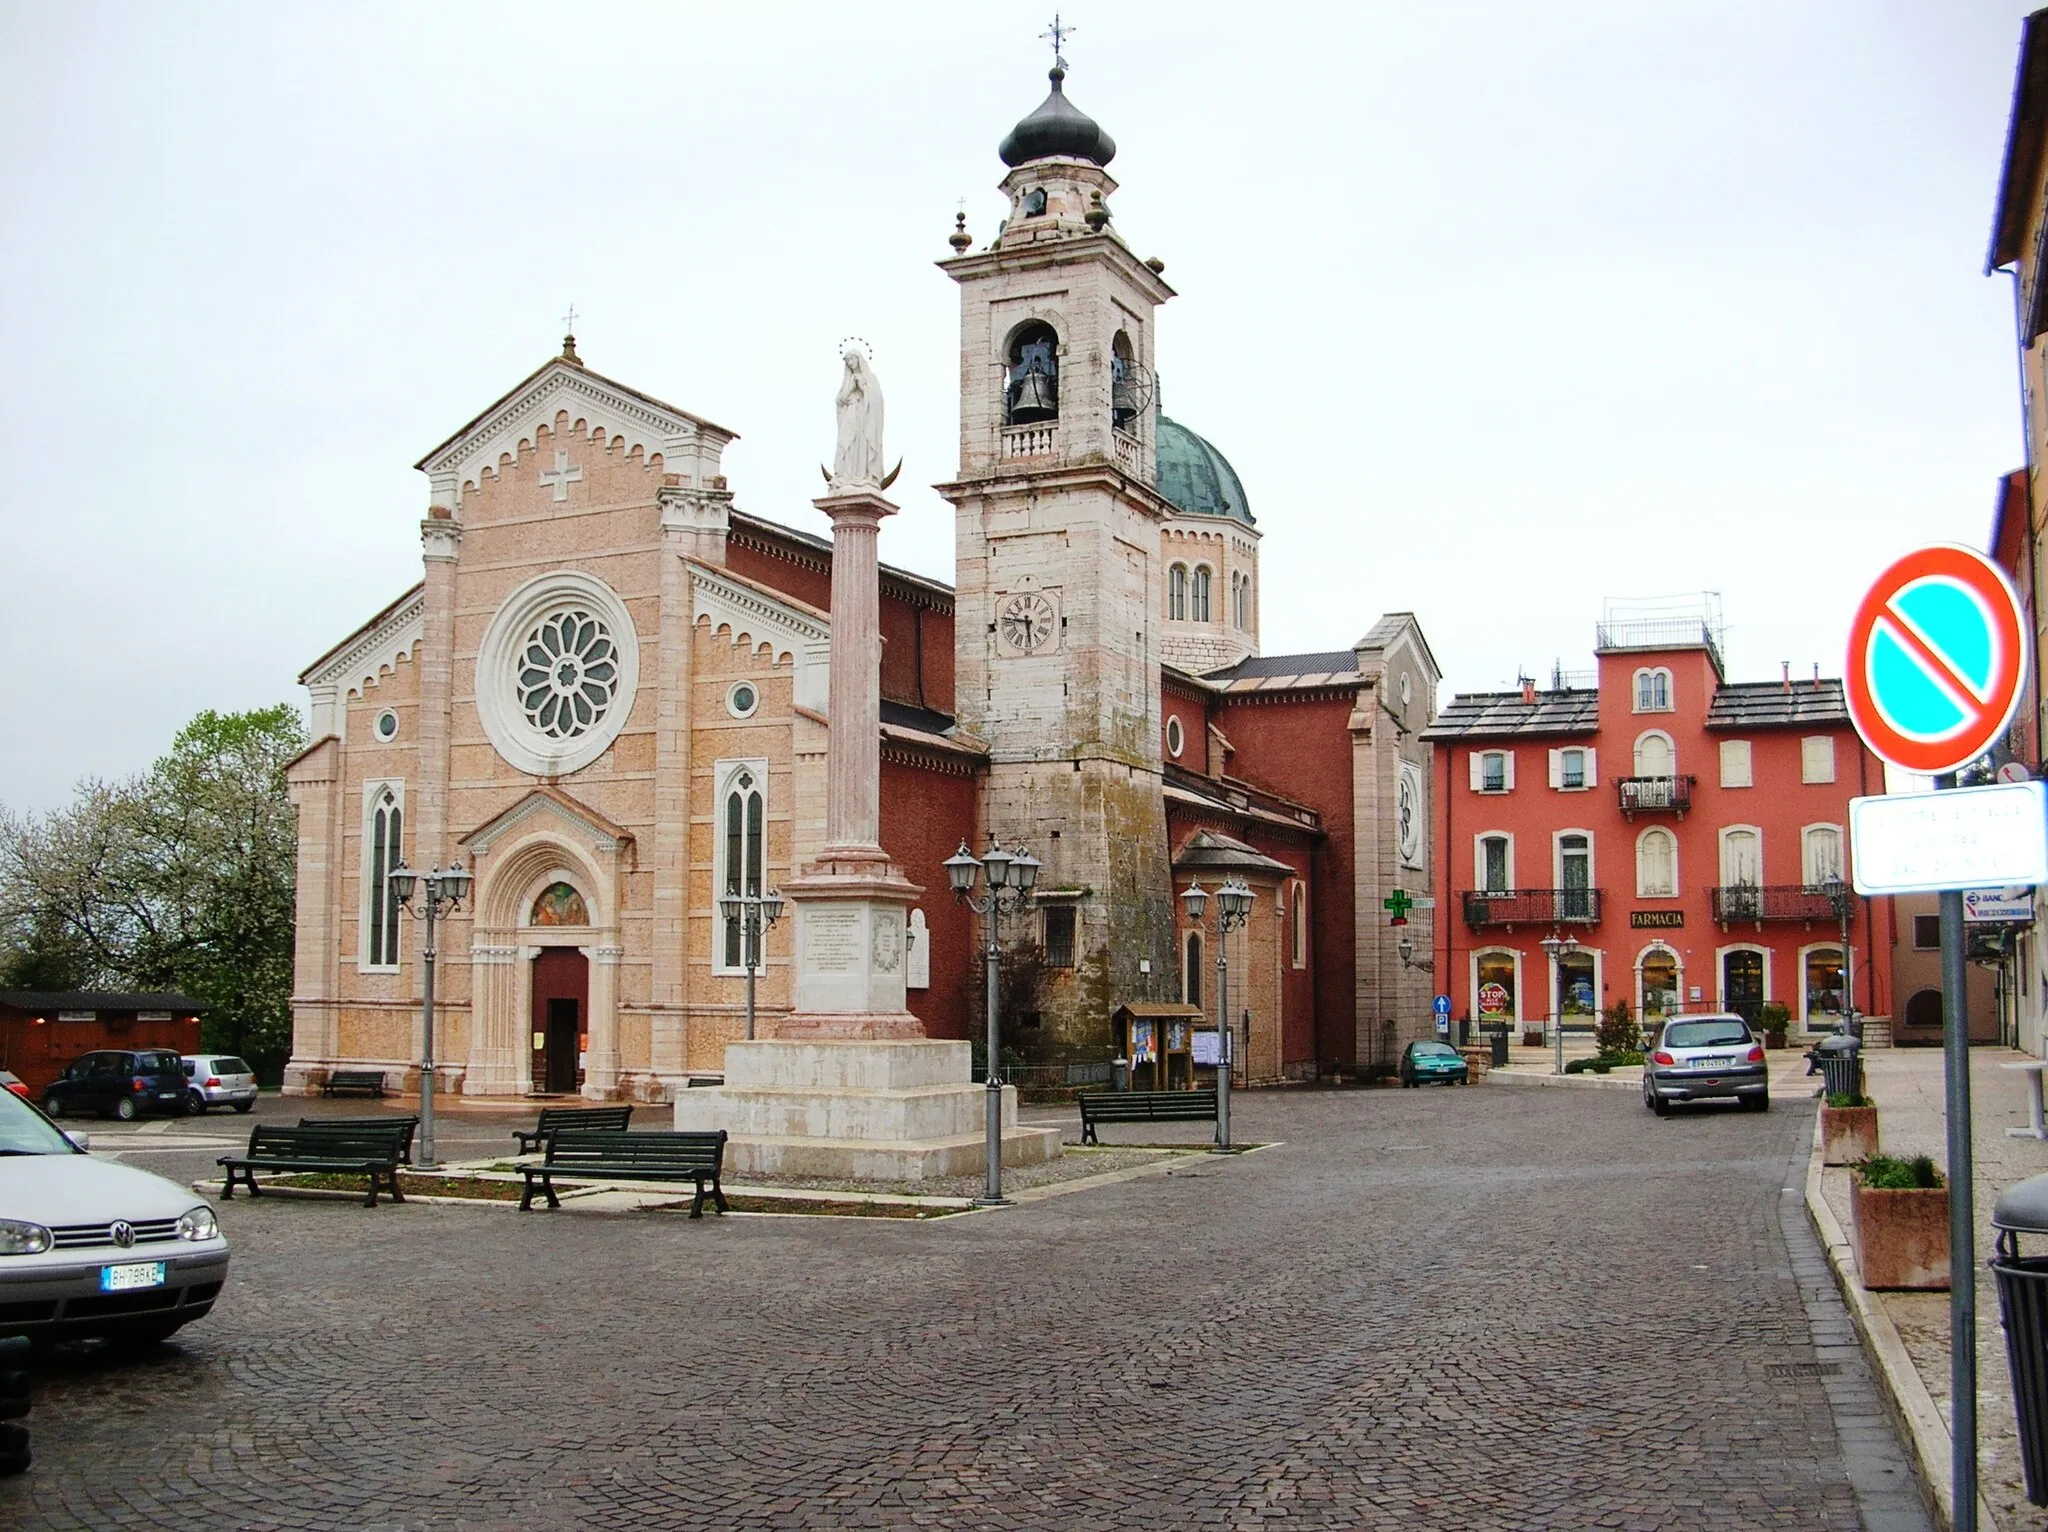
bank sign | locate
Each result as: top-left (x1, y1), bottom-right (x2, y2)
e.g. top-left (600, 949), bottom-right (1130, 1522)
top-left (1963, 888), bottom-right (2037, 924)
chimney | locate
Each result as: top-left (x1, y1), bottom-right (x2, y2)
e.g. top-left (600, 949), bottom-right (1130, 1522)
top-left (1520, 676), bottom-right (1537, 705)
top-left (1782, 661), bottom-right (1791, 694)
top-left (1812, 662), bottom-right (1821, 690)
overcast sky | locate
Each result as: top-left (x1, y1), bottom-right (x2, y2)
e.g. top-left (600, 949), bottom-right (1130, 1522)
top-left (0, 1), bottom-right (2034, 810)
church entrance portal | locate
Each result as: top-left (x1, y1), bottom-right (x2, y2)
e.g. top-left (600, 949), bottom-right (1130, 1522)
top-left (530, 948), bottom-right (589, 1095)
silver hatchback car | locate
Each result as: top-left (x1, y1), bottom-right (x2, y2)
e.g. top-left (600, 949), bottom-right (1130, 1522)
top-left (181, 1055), bottom-right (258, 1114)
top-left (1643, 1013), bottom-right (1770, 1115)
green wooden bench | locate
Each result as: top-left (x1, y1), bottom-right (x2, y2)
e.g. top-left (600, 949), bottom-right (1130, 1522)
top-left (1077, 1088), bottom-right (1219, 1146)
top-left (320, 1069), bottom-right (388, 1098)
top-left (519, 1129), bottom-right (728, 1217)
top-left (218, 1124), bottom-right (407, 1207)
top-left (298, 1114), bottom-right (419, 1165)
top-left (512, 1104), bottom-right (634, 1156)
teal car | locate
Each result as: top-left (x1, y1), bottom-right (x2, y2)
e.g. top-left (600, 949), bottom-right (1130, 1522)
top-left (1400, 1040), bottom-right (1470, 1087)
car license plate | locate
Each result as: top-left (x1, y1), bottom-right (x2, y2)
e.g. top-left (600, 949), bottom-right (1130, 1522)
top-left (101, 1261), bottom-right (166, 1292)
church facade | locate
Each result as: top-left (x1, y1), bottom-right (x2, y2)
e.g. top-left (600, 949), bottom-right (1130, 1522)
top-left (282, 66), bottom-right (1440, 1100)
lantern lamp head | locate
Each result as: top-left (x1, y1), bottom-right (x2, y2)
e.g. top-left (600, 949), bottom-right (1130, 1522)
top-left (944, 843), bottom-right (982, 896)
top-left (762, 887), bottom-right (785, 925)
top-left (1180, 881), bottom-right (1209, 923)
top-left (440, 861), bottom-right (473, 903)
top-left (388, 858), bottom-right (417, 905)
top-left (982, 844), bottom-right (1016, 890)
top-left (1010, 847), bottom-right (1042, 895)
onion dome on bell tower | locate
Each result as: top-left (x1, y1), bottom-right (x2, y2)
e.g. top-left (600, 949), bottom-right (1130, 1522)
top-left (998, 64), bottom-right (1117, 168)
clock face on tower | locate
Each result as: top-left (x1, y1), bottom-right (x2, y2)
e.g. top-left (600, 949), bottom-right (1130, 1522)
top-left (996, 591), bottom-right (1060, 657)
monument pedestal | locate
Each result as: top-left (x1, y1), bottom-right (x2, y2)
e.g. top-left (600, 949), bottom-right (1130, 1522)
top-left (672, 1040), bottom-right (1061, 1179)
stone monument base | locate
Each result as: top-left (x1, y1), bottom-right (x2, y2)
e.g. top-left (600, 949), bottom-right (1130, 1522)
top-left (671, 1039), bottom-right (1062, 1181)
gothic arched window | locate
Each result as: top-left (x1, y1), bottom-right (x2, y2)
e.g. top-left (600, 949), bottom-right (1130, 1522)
top-left (1191, 566), bottom-right (1213, 624)
top-left (1005, 322), bottom-right (1059, 425)
top-left (719, 765), bottom-right (767, 971)
top-left (1233, 572), bottom-right (1251, 630)
top-left (363, 785), bottom-right (403, 969)
top-left (1168, 564), bottom-right (1188, 622)
top-left (1184, 931), bottom-right (1203, 1008)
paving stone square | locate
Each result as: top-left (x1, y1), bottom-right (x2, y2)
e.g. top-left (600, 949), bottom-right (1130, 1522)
top-left (8, 1086), bottom-right (1931, 1530)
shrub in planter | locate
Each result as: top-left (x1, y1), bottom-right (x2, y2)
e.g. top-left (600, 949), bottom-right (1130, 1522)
top-left (1759, 1002), bottom-right (1792, 1050)
top-left (1850, 1155), bottom-right (1949, 1291)
top-left (1820, 1093), bottom-right (1878, 1167)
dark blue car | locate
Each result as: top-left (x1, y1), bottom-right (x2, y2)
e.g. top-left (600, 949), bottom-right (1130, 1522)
top-left (40, 1049), bottom-right (192, 1121)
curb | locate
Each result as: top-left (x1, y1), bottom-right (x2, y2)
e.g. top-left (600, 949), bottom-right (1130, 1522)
top-left (1803, 1115), bottom-right (2001, 1532)
top-left (1484, 1069), bottom-right (1638, 1091)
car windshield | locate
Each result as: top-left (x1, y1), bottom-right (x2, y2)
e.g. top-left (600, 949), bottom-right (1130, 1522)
top-left (0, 1089), bottom-right (81, 1156)
top-left (1662, 1020), bottom-right (1752, 1049)
top-left (137, 1052), bottom-right (180, 1072)
top-left (216, 1058), bottom-right (251, 1076)
top-left (1413, 1043), bottom-right (1459, 1058)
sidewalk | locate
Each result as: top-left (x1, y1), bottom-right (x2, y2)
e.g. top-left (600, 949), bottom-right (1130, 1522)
top-left (1811, 1045), bottom-right (2048, 1532)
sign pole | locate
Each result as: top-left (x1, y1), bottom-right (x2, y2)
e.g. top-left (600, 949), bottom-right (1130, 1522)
top-left (1936, 771), bottom-right (1978, 1532)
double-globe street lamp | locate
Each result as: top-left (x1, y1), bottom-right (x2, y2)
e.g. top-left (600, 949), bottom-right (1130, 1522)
top-left (1181, 876), bottom-right (1255, 1153)
top-left (717, 887), bottom-right (785, 1040)
top-left (388, 857), bottom-right (473, 1169)
top-left (944, 837), bottom-right (1042, 1206)
top-left (1538, 929), bottom-right (1581, 1077)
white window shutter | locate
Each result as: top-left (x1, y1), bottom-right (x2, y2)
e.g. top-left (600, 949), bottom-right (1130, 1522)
top-left (1583, 747), bottom-right (1597, 786)
top-left (1502, 752), bottom-right (1516, 790)
top-left (1469, 752), bottom-right (1484, 791)
top-left (1548, 749), bottom-right (1563, 789)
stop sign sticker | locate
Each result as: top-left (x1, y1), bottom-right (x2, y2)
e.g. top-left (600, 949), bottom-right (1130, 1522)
top-left (1845, 544), bottom-right (2030, 776)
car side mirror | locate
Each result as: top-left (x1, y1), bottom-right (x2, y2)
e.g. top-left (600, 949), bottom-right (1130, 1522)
top-left (64, 1131), bottom-right (90, 1152)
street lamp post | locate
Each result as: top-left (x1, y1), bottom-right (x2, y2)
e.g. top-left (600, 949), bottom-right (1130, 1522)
top-left (1539, 930), bottom-right (1580, 1077)
top-left (945, 837), bottom-right (1041, 1205)
top-left (1182, 877), bottom-right (1256, 1152)
top-left (388, 857), bottom-right (473, 1169)
top-left (717, 887), bottom-right (785, 1040)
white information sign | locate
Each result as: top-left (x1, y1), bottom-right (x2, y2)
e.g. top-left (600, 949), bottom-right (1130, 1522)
top-left (1191, 1029), bottom-right (1221, 1066)
top-left (1963, 888), bottom-right (2037, 923)
top-left (1849, 782), bottom-right (2048, 895)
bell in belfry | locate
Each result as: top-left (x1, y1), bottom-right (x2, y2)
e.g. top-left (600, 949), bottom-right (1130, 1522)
top-left (1006, 334), bottom-right (1059, 424)
top-left (1111, 353), bottom-right (1137, 432)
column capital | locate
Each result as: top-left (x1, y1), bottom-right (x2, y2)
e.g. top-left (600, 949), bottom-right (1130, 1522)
top-left (811, 489), bottom-right (899, 529)
top-left (421, 514), bottom-right (462, 562)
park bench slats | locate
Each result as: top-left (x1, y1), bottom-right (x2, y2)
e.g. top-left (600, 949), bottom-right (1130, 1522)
top-left (218, 1124), bottom-right (407, 1207)
top-left (512, 1105), bottom-right (634, 1155)
top-left (297, 1115), bottom-right (419, 1165)
top-left (1077, 1088), bottom-right (1220, 1146)
top-left (321, 1070), bottom-right (388, 1098)
top-left (519, 1128), bottom-right (728, 1218)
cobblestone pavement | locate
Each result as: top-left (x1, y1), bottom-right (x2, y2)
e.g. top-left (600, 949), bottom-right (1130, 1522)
top-left (12, 1085), bottom-right (1931, 1530)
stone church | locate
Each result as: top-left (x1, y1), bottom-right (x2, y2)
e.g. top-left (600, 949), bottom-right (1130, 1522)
top-left (282, 63), bottom-right (1440, 1100)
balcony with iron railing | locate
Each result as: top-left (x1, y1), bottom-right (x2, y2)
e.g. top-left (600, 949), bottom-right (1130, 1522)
top-left (1616, 774), bottom-right (1695, 818)
top-left (1710, 883), bottom-right (1850, 925)
top-left (1462, 888), bottom-right (1604, 928)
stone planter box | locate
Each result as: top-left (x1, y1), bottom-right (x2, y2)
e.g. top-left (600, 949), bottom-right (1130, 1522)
top-left (1851, 1181), bottom-right (1950, 1291)
top-left (1520, 1029), bottom-right (1545, 1048)
top-left (1820, 1104), bottom-right (1878, 1167)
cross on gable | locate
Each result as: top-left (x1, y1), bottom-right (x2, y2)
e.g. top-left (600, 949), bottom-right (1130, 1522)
top-left (539, 449), bottom-right (583, 502)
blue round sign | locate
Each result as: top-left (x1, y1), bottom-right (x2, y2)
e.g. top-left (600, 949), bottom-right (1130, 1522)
top-left (1432, 994), bottom-right (1452, 1017)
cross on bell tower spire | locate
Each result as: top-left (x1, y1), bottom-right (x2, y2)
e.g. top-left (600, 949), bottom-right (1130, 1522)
top-left (1040, 13), bottom-right (1073, 70)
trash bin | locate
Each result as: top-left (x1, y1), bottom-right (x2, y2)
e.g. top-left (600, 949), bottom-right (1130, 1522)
top-left (1992, 1174), bottom-right (2048, 1506)
top-left (1459, 1018), bottom-right (1472, 1047)
top-left (1111, 1057), bottom-right (1131, 1094)
top-left (1813, 1033), bottom-right (1863, 1100)
top-left (1486, 1026), bottom-right (1510, 1068)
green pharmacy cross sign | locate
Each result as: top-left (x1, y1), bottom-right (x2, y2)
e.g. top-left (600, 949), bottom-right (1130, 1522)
top-left (1383, 889), bottom-right (1413, 926)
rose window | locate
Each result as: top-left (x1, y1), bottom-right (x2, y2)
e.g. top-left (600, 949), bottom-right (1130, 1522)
top-left (516, 610), bottom-right (620, 739)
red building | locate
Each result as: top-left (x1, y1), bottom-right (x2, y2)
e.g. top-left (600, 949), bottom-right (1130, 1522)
top-left (1421, 609), bottom-right (1886, 1039)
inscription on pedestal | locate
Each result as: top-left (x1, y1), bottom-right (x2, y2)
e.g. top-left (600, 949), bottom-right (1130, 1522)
top-left (805, 907), bottom-right (863, 974)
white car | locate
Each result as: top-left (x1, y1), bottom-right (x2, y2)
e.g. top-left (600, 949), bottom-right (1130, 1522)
top-left (181, 1053), bottom-right (258, 1114)
top-left (0, 1088), bottom-right (229, 1345)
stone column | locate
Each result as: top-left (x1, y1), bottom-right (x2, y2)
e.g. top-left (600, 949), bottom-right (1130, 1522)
top-left (582, 943), bottom-right (623, 1098)
top-left (774, 489), bottom-right (925, 1040)
top-left (820, 493), bottom-right (889, 862)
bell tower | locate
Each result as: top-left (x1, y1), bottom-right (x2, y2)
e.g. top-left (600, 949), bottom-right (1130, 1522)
top-left (936, 58), bottom-right (1178, 1036)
